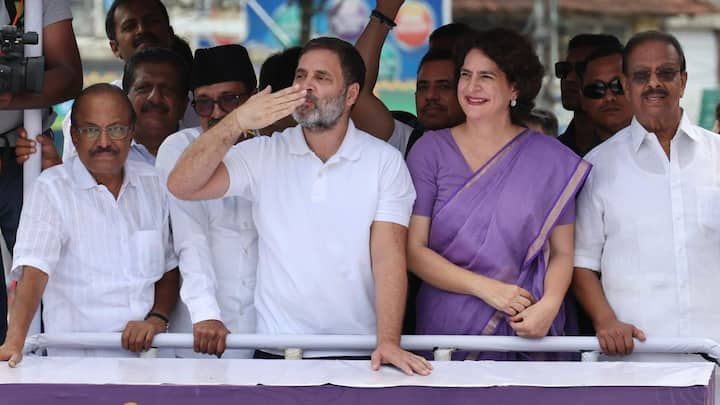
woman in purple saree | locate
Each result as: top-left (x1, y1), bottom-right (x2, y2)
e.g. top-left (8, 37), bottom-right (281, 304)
top-left (407, 28), bottom-right (591, 361)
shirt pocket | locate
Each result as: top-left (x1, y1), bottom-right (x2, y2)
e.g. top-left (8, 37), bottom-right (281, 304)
top-left (697, 186), bottom-right (720, 232)
top-left (129, 229), bottom-right (165, 280)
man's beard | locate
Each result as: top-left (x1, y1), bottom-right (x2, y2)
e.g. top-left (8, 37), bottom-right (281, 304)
top-left (292, 88), bottom-right (346, 131)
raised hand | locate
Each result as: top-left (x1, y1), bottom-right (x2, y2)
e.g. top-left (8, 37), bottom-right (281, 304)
top-left (230, 85), bottom-right (306, 137)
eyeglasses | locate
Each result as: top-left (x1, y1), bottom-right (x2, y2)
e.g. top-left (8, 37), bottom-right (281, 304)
top-left (192, 93), bottom-right (249, 117)
top-left (582, 78), bottom-right (624, 99)
top-left (75, 124), bottom-right (131, 140)
top-left (555, 61), bottom-right (586, 80)
top-left (630, 68), bottom-right (681, 85)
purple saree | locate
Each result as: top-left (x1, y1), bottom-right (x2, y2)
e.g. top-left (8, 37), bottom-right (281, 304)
top-left (413, 129), bottom-right (591, 361)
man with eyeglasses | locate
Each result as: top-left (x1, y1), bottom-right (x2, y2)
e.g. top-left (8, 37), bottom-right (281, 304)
top-left (0, 84), bottom-right (178, 366)
top-left (573, 31), bottom-right (720, 372)
top-left (555, 34), bottom-right (622, 156)
top-left (576, 44), bottom-right (633, 144)
top-left (18, 47), bottom-right (190, 168)
top-left (155, 44), bottom-right (258, 358)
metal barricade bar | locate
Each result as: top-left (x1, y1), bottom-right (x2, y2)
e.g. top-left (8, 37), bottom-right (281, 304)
top-left (23, 333), bottom-right (720, 363)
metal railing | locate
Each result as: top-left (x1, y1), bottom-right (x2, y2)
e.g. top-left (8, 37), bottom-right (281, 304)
top-left (22, 333), bottom-right (720, 363)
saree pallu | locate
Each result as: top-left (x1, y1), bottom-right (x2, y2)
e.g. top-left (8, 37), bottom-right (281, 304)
top-left (416, 131), bottom-right (591, 360)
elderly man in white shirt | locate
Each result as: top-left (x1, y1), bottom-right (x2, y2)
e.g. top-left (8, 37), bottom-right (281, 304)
top-left (156, 44), bottom-right (259, 358)
top-left (573, 31), bottom-right (720, 361)
top-left (0, 84), bottom-right (178, 366)
top-left (168, 37), bottom-right (432, 376)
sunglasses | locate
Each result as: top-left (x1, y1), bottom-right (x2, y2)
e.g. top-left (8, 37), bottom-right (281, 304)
top-left (630, 68), bottom-right (680, 85)
top-left (555, 61), bottom-right (586, 80)
top-left (582, 78), bottom-right (624, 99)
top-left (192, 93), bottom-right (249, 117)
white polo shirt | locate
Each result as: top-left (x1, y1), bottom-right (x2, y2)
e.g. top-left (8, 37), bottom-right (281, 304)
top-left (223, 120), bottom-right (415, 352)
top-left (156, 127), bottom-right (257, 358)
top-left (12, 156), bottom-right (177, 357)
top-left (575, 114), bottom-right (720, 345)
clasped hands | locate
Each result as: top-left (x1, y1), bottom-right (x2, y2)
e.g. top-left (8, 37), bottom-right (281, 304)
top-left (483, 279), bottom-right (559, 338)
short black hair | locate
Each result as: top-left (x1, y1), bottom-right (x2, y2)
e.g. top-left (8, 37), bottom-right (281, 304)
top-left (170, 34), bottom-right (193, 72)
top-left (577, 42), bottom-right (624, 82)
top-left (122, 47), bottom-right (190, 97)
top-left (622, 31), bottom-right (686, 74)
top-left (417, 48), bottom-right (454, 75)
top-left (259, 47), bottom-right (301, 92)
top-left (455, 28), bottom-right (544, 126)
top-left (105, 0), bottom-right (170, 41)
top-left (429, 23), bottom-right (473, 49)
top-left (568, 33), bottom-right (622, 53)
top-left (300, 37), bottom-right (366, 93)
top-left (70, 83), bottom-right (137, 128)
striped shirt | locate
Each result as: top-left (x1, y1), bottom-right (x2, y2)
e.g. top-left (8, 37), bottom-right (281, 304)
top-left (12, 155), bottom-right (177, 355)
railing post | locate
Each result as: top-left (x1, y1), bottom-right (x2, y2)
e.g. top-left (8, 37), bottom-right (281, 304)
top-left (434, 348), bottom-right (454, 361)
top-left (284, 348), bottom-right (303, 360)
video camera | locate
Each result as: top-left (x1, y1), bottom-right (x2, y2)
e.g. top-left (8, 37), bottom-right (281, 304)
top-left (0, 25), bottom-right (43, 94)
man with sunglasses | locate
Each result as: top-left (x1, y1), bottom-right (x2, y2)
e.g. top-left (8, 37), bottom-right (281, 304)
top-left (576, 45), bottom-right (633, 144)
top-left (155, 44), bottom-right (258, 358)
top-left (555, 34), bottom-right (622, 156)
top-left (0, 84), bottom-right (178, 366)
top-left (573, 31), bottom-right (720, 372)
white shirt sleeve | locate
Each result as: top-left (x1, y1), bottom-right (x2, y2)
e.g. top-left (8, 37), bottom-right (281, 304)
top-left (574, 168), bottom-right (605, 272)
top-left (169, 197), bottom-right (223, 324)
top-left (156, 134), bottom-right (222, 323)
top-left (11, 178), bottom-right (65, 279)
top-left (223, 139), bottom-right (263, 200)
top-left (374, 148), bottom-right (417, 227)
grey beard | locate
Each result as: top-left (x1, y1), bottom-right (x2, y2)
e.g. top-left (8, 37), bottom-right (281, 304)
top-left (292, 91), bottom-right (346, 131)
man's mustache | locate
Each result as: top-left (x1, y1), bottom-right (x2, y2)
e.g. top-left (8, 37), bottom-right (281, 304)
top-left (208, 117), bottom-right (222, 128)
top-left (133, 33), bottom-right (160, 49)
top-left (141, 102), bottom-right (169, 114)
top-left (599, 102), bottom-right (624, 112)
top-left (422, 101), bottom-right (447, 112)
top-left (642, 88), bottom-right (669, 98)
top-left (90, 146), bottom-right (119, 156)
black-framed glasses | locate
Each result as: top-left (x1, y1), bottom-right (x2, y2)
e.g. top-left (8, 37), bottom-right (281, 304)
top-left (75, 124), bottom-right (131, 140)
top-left (555, 61), bottom-right (586, 80)
top-left (582, 78), bottom-right (624, 99)
top-left (630, 68), bottom-right (681, 85)
top-left (192, 93), bottom-right (249, 117)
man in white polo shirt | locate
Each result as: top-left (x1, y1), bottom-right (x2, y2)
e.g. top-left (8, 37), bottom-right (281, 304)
top-left (168, 37), bottom-right (431, 375)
